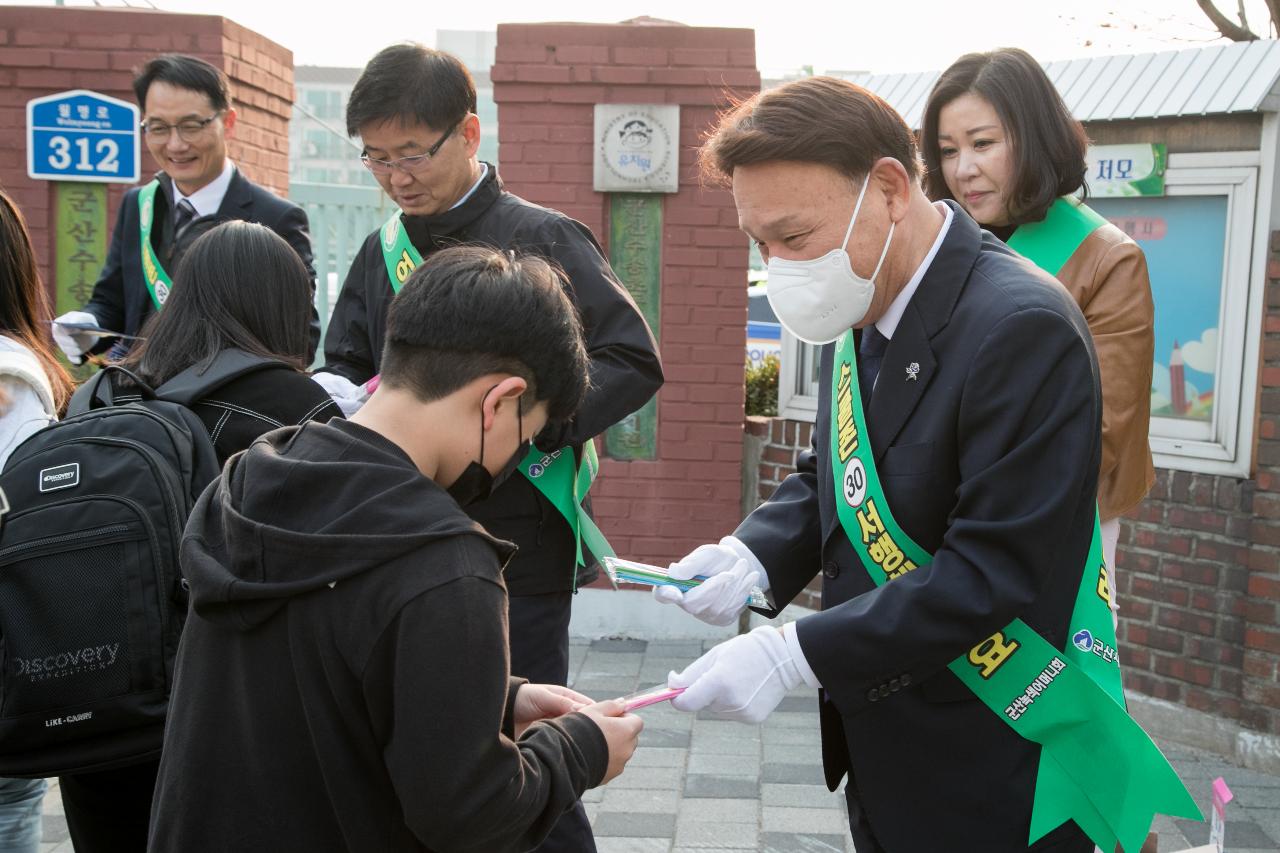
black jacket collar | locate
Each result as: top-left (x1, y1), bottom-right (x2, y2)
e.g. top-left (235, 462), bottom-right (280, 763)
top-left (402, 162), bottom-right (503, 251)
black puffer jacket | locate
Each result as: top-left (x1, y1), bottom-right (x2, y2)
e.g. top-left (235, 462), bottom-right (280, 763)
top-left (321, 165), bottom-right (663, 594)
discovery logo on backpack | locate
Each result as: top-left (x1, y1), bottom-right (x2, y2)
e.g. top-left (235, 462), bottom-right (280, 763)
top-left (0, 351), bottom-right (276, 777)
top-left (37, 463), bottom-right (79, 492)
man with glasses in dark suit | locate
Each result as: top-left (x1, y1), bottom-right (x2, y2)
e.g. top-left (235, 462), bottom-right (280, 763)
top-left (53, 53), bottom-right (319, 366)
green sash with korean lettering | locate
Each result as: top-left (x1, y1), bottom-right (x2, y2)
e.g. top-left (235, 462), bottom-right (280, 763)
top-left (136, 179), bottom-right (175, 310)
top-left (827, 198), bottom-right (1198, 851)
top-left (379, 213), bottom-right (614, 575)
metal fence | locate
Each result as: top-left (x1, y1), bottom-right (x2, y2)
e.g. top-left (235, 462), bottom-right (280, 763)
top-left (290, 181), bottom-right (392, 362)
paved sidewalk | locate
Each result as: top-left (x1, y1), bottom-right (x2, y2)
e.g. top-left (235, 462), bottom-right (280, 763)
top-left (566, 638), bottom-right (1280, 853)
top-left (36, 638), bottom-right (1280, 852)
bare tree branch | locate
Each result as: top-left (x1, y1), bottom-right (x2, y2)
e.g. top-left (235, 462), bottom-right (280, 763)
top-left (1196, 0), bottom-right (1259, 39)
top-left (1267, 0), bottom-right (1280, 36)
top-left (1238, 0), bottom-right (1251, 34)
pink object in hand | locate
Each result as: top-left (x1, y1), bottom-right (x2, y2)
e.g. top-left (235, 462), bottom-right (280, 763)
top-left (363, 374), bottom-right (381, 395)
top-left (619, 686), bottom-right (686, 712)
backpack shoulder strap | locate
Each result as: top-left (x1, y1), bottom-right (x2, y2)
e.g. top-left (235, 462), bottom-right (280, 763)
top-left (0, 350), bottom-right (55, 417)
top-left (155, 349), bottom-right (287, 407)
top-left (67, 365), bottom-right (156, 416)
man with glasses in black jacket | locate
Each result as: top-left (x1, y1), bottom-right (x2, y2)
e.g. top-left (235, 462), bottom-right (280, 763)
top-left (313, 44), bottom-right (663, 853)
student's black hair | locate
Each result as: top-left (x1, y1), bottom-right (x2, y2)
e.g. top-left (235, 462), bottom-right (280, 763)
top-left (133, 54), bottom-right (231, 113)
top-left (121, 221), bottom-right (311, 387)
top-left (346, 43), bottom-right (477, 137)
top-left (921, 47), bottom-right (1089, 225)
top-left (380, 246), bottom-right (589, 424)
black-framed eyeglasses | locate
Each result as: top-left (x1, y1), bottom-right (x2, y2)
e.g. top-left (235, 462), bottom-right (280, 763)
top-left (360, 123), bottom-right (457, 176)
top-left (140, 112), bottom-right (223, 142)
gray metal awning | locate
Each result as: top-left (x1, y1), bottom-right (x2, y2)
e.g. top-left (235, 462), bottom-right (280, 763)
top-left (841, 40), bottom-right (1280, 129)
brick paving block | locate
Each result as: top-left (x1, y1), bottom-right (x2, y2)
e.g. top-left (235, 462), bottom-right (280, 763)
top-left (595, 812), bottom-right (677, 838)
top-left (762, 763), bottom-right (826, 785)
top-left (629, 747), bottom-right (689, 768)
top-left (760, 831), bottom-right (847, 852)
top-left (41, 814), bottom-right (69, 843)
top-left (689, 735), bottom-right (762, 757)
top-left (767, 711), bottom-right (819, 729)
top-left (570, 677), bottom-right (641, 696)
top-left (593, 638), bottom-right (649, 653)
top-left (683, 774), bottom-right (760, 799)
top-left (639, 729), bottom-right (692, 748)
top-left (693, 719), bottom-right (760, 740)
top-left (762, 728), bottom-right (823, 747)
top-left (674, 818), bottom-right (758, 848)
top-left (646, 641), bottom-right (705, 657)
top-left (761, 783), bottom-right (843, 809)
top-left (639, 666), bottom-right (686, 683)
top-left (610, 766), bottom-right (684, 790)
top-left (594, 837), bottom-right (672, 853)
top-left (601, 786), bottom-right (681, 813)
top-left (583, 786), bottom-right (606, 803)
top-left (638, 709), bottom-right (694, 731)
top-left (687, 753), bottom-right (758, 776)
top-left (580, 654), bottom-right (645, 677)
top-left (762, 805), bottom-right (850, 834)
top-left (1239, 809), bottom-right (1280, 845)
top-left (776, 695), bottom-right (818, 713)
top-left (1178, 817), bottom-right (1276, 848)
top-left (676, 796), bottom-right (759, 823)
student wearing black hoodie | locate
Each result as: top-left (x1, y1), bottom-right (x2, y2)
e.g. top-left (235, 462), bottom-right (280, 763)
top-left (147, 247), bottom-right (643, 853)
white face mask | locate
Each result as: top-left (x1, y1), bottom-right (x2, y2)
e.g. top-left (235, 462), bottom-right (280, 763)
top-left (765, 173), bottom-right (895, 345)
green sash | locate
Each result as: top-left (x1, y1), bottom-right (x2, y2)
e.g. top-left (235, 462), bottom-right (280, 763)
top-left (378, 213), bottom-right (614, 574)
top-left (1007, 196), bottom-right (1110, 277)
top-left (136, 179), bottom-right (174, 310)
top-left (826, 198), bottom-right (1198, 851)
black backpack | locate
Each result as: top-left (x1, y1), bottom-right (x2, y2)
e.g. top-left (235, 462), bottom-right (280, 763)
top-left (0, 350), bottom-right (277, 776)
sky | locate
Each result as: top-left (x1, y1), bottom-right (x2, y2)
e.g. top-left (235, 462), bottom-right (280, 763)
top-left (17, 0), bottom-right (1277, 76)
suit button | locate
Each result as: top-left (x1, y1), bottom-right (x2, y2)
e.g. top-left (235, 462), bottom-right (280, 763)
top-left (822, 562), bottom-right (840, 579)
top-left (866, 688), bottom-right (879, 703)
top-left (889, 678), bottom-right (901, 692)
top-left (900, 674), bottom-right (912, 687)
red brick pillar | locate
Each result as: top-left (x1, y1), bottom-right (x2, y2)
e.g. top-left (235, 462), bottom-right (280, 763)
top-left (492, 21), bottom-right (760, 566)
top-left (0, 6), bottom-right (294, 305)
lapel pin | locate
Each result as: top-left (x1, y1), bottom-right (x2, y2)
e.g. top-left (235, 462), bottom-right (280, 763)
top-left (905, 362), bottom-right (920, 381)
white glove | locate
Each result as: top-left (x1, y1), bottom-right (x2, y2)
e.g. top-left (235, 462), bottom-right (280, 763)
top-left (668, 624), bottom-right (820, 724)
top-left (52, 311), bottom-right (98, 365)
top-left (310, 371), bottom-right (366, 417)
top-left (652, 536), bottom-right (767, 627)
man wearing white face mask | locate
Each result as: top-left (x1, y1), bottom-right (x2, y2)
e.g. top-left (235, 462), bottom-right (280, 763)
top-left (653, 77), bottom-right (1117, 853)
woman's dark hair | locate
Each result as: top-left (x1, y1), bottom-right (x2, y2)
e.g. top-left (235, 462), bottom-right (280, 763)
top-left (921, 48), bottom-right (1089, 225)
top-left (0, 189), bottom-right (75, 415)
top-left (381, 246), bottom-right (589, 424)
top-left (347, 44), bottom-right (476, 137)
top-left (121, 221), bottom-right (311, 387)
top-left (133, 54), bottom-right (230, 112)
top-left (700, 76), bottom-right (920, 187)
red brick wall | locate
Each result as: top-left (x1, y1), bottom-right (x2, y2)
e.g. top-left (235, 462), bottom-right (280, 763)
top-left (750, 231), bottom-right (1280, 736)
top-left (493, 22), bottom-right (760, 565)
top-left (0, 6), bottom-right (293, 302)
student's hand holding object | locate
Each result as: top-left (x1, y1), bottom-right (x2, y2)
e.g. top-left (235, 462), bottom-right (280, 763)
top-left (578, 700), bottom-right (644, 785)
top-left (513, 683), bottom-right (594, 738)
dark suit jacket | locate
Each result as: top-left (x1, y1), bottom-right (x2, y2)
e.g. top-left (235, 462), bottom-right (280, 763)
top-left (736, 202), bottom-right (1102, 851)
top-left (83, 168), bottom-right (320, 359)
